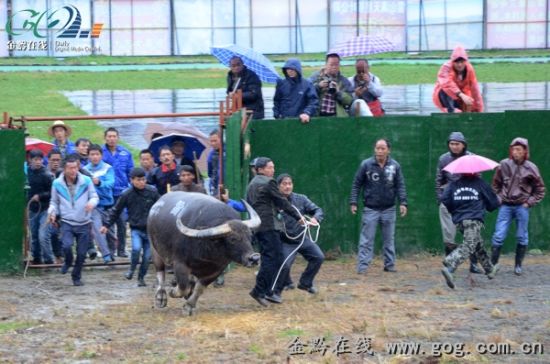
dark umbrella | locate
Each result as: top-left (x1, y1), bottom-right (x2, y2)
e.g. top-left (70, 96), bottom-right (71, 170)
top-left (148, 133), bottom-right (207, 164)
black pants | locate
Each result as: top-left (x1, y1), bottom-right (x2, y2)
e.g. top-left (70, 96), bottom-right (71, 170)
top-left (276, 237), bottom-right (325, 292)
top-left (438, 90), bottom-right (460, 113)
top-left (251, 230), bottom-right (284, 298)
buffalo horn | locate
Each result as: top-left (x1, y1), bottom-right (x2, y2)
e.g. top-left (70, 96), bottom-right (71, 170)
top-left (241, 200), bottom-right (261, 230)
top-left (176, 210), bottom-right (232, 238)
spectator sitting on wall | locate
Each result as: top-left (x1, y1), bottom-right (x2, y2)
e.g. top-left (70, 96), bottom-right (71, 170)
top-left (432, 45), bottom-right (483, 113)
top-left (348, 58), bottom-right (384, 117)
top-left (172, 165), bottom-right (207, 193)
top-left (273, 58), bottom-right (319, 124)
top-left (309, 53), bottom-right (353, 117)
top-left (227, 56), bottom-right (265, 119)
top-left (48, 120), bottom-right (76, 159)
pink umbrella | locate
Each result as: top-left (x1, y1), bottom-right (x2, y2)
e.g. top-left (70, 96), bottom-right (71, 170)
top-left (25, 137), bottom-right (55, 155)
top-left (443, 155), bottom-right (499, 174)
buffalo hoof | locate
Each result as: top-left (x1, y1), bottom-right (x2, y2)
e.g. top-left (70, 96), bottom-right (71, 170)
top-left (184, 303), bottom-right (195, 316)
top-left (169, 287), bottom-right (185, 298)
top-left (155, 289), bottom-right (168, 308)
top-left (246, 253), bottom-right (261, 267)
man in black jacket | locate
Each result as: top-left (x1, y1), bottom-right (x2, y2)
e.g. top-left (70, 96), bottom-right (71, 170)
top-left (27, 149), bottom-right (55, 264)
top-left (435, 131), bottom-right (483, 274)
top-left (227, 56), bottom-right (264, 119)
top-left (246, 158), bottom-right (304, 306)
top-left (102, 168), bottom-right (160, 286)
top-left (350, 138), bottom-right (408, 274)
top-left (274, 174), bottom-right (324, 295)
top-left (147, 146), bottom-right (182, 195)
top-left (441, 173), bottom-right (500, 289)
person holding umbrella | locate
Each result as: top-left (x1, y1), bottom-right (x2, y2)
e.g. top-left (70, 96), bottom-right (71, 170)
top-left (227, 56), bottom-right (264, 119)
top-left (440, 155), bottom-right (501, 289)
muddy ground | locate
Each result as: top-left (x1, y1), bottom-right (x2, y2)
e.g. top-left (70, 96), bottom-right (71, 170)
top-left (0, 253), bottom-right (548, 364)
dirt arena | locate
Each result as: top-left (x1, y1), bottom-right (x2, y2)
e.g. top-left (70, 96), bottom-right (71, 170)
top-left (0, 253), bottom-right (548, 363)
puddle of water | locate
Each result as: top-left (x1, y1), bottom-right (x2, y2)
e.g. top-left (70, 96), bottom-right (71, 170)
top-left (64, 82), bottom-right (550, 149)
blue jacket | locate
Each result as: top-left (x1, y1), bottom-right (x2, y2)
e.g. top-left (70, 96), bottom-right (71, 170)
top-left (350, 157), bottom-right (408, 210)
top-left (442, 175), bottom-right (499, 224)
top-left (273, 58), bottom-right (319, 119)
top-left (84, 161), bottom-right (115, 207)
top-left (52, 139), bottom-right (76, 159)
top-left (102, 145), bottom-right (134, 197)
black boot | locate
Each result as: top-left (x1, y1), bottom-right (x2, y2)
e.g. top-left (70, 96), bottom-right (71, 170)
top-left (469, 255), bottom-right (483, 274)
top-left (514, 245), bottom-right (527, 275)
top-left (491, 246), bottom-right (502, 265)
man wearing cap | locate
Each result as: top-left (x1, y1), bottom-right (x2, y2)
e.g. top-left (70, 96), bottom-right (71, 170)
top-left (309, 53), bottom-right (353, 117)
top-left (435, 132), bottom-right (483, 274)
top-left (491, 137), bottom-right (545, 275)
top-left (226, 56), bottom-right (264, 119)
top-left (48, 120), bottom-right (76, 159)
top-left (273, 58), bottom-right (318, 123)
top-left (48, 155), bottom-right (98, 286)
top-left (102, 127), bottom-right (134, 258)
top-left (246, 157), bottom-right (305, 306)
top-left (432, 45), bottom-right (483, 113)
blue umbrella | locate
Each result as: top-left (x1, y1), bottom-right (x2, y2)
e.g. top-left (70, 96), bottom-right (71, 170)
top-left (211, 44), bottom-right (281, 84)
top-left (148, 133), bottom-right (206, 163)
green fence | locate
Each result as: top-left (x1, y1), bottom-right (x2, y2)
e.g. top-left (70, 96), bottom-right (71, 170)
top-left (235, 110), bottom-right (550, 255)
top-left (0, 130), bottom-right (25, 272)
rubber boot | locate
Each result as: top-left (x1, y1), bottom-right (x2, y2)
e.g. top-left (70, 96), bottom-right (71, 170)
top-left (469, 254), bottom-right (483, 274)
top-left (514, 244), bottom-right (527, 275)
top-left (491, 246), bottom-right (502, 265)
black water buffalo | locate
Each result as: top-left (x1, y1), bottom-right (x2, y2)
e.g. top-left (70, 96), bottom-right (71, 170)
top-left (147, 192), bottom-right (261, 315)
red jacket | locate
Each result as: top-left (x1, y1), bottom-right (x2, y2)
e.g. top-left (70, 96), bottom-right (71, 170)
top-left (432, 46), bottom-right (483, 113)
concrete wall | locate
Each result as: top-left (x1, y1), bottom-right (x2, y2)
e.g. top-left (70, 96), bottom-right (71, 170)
top-left (244, 111), bottom-right (550, 255)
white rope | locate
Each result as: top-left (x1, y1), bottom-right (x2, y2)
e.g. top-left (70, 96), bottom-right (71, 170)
top-left (270, 205), bottom-right (321, 292)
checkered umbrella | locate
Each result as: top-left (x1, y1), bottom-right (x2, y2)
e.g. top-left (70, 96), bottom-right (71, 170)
top-left (329, 35), bottom-right (395, 58)
top-left (211, 44), bottom-right (281, 84)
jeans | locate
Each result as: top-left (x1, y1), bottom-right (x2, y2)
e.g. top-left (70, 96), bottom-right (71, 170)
top-left (112, 195), bottom-right (128, 255)
top-left (130, 229), bottom-right (152, 279)
top-left (49, 224), bottom-right (62, 258)
top-left (29, 210), bottom-right (54, 263)
top-left (357, 206), bottom-right (396, 273)
top-left (251, 230), bottom-right (284, 297)
top-left (61, 222), bottom-right (91, 281)
top-left (90, 207), bottom-right (114, 257)
top-left (276, 237), bottom-right (324, 292)
top-left (492, 204), bottom-right (530, 247)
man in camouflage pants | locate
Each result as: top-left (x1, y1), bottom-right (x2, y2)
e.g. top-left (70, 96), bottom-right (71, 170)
top-left (440, 173), bottom-right (500, 289)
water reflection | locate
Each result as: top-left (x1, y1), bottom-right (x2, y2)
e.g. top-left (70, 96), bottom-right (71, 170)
top-left (64, 82), bottom-right (550, 149)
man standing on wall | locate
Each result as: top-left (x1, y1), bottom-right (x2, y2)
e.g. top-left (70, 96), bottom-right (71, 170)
top-left (350, 138), bottom-right (408, 274)
top-left (491, 137), bottom-right (545, 275)
top-left (227, 56), bottom-right (264, 119)
top-left (435, 132), bottom-right (483, 273)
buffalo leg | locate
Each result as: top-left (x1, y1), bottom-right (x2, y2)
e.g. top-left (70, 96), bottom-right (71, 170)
top-left (153, 248), bottom-right (167, 308)
top-left (184, 281), bottom-right (206, 316)
top-left (169, 261), bottom-right (192, 299)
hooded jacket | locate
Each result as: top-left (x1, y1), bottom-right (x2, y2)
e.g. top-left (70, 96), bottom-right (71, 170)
top-left (442, 174), bottom-right (499, 224)
top-left (435, 131), bottom-right (472, 202)
top-left (432, 46), bottom-right (483, 113)
top-left (226, 65), bottom-right (265, 119)
top-left (273, 58), bottom-right (319, 119)
top-left (350, 157), bottom-right (408, 210)
top-left (492, 137), bottom-right (545, 207)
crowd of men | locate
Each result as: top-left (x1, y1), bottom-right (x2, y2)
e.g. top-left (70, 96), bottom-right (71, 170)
top-left (25, 46), bottom-right (545, 298)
